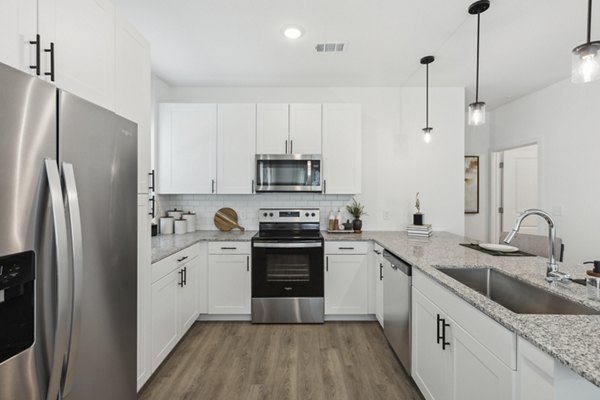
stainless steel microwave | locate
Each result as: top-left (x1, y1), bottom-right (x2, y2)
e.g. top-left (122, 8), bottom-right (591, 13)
top-left (255, 154), bottom-right (322, 192)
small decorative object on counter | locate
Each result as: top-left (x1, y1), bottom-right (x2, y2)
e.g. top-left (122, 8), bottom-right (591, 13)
top-left (174, 218), bottom-right (187, 235)
top-left (584, 261), bottom-right (600, 300)
top-left (328, 210), bottom-right (336, 231)
top-left (346, 197), bottom-right (366, 233)
top-left (336, 209), bottom-right (343, 231)
top-left (413, 192), bottom-right (424, 225)
top-left (159, 217), bottom-right (174, 235)
top-left (167, 208), bottom-right (183, 219)
top-left (407, 224), bottom-right (432, 238)
top-left (214, 207), bottom-right (245, 232)
top-left (182, 211), bottom-right (196, 232)
top-left (343, 219), bottom-right (353, 230)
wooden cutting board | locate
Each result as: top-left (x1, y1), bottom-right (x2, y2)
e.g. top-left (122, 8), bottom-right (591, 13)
top-left (214, 208), bottom-right (245, 232)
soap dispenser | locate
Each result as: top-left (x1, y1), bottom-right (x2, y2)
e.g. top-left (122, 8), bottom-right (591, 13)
top-left (583, 261), bottom-right (600, 301)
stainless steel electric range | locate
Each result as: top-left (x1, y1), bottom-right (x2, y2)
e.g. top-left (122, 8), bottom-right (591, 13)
top-left (251, 208), bottom-right (324, 323)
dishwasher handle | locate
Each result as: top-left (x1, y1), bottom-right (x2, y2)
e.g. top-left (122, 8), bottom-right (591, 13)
top-left (383, 251), bottom-right (411, 276)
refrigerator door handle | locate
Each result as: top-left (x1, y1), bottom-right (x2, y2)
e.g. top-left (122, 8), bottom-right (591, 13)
top-left (43, 159), bottom-right (70, 400)
top-left (60, 163), bottom-right (84, 397)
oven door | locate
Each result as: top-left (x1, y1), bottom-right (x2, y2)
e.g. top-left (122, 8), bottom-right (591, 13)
top-left (255, 154), bottom-right (322, 192)
top-left (252, 240), bottom-right (324, 298)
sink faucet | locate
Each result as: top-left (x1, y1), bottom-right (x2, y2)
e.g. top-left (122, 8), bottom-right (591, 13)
top-left (504, 208), bottom-right (570, 282)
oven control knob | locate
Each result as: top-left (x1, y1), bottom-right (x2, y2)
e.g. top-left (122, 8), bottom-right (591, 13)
top-left (311, 212), bottom-right (316, 217)
top-left (269, 212), bottom-right (273, 217)
top-left (263, 212), bottom-right (268, 217)
top-left (305, 212), bottom-right (309, 217)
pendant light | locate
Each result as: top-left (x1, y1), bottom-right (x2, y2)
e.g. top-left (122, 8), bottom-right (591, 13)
top-left (468, 0), bottom-right (490, 126)
top-left (420, 55), bottom-right (435, 144)
top-left (572, 0), bottom-right (600, 83)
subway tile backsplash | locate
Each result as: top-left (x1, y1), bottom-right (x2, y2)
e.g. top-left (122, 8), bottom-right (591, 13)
top-left (157, 193), bottom-right (354, 231)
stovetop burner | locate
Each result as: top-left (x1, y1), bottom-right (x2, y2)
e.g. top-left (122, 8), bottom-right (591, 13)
top-left (254, 208), bottom-right (322, 242)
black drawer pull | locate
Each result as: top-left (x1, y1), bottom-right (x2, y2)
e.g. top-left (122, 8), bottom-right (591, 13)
top-left (339, 247), bottom-right (355, 250)
top-left (221, 247), bottom-right (237, 250)
top-left (177, 256), bottom-right (188, 262)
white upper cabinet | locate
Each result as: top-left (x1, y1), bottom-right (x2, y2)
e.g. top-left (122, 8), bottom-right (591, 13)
top-left (256, 103), bottom-right (289, 154)
top-left (217, 104), bottom-right (256, 194)
top-left (115, 13), bottom-right (151, 194)
top-left (0, 0), bottom-right (37, 74)
top-left (289, 103), bottom-right (322, 154)
top-left (322, 103), bottom-right (362, 194)
top-left (158, 103), bottom-right (217, 194)
top-left (40, 0), bottom-right (116, 111)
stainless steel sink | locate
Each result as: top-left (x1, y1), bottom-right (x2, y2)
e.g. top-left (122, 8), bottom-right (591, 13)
top-left (436, 267), bottom-right (600, 315)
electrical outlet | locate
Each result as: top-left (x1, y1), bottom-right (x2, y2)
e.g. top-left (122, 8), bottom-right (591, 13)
top-left (383, 210), bottom-right (390, 221)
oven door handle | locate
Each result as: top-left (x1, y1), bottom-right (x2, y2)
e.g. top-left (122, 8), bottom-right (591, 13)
top-left (252, 242), bottom-right (323, 248)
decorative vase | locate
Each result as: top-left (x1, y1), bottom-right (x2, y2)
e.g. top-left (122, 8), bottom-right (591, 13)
top-left (413, 213), bottom-right (424, 226)
top-left (353, 218), bottom-right (362, 232)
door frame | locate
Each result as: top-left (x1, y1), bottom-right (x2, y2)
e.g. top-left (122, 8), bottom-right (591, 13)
top-left (489, 140), bottom-right (542, 244)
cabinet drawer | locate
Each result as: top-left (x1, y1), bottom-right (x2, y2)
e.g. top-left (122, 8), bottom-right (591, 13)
top-left (208, 241), bottom-right (251, 255)
top-left (413, 269), bottom-right (517, 369)
top-left (151, 244), bottom-right (200, 283)
top-left (325, 241), bottom-right (369, 255)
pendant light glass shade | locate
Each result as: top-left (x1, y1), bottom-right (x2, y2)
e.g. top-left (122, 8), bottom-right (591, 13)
top-left (422, 127), bottom-right (433, 144)
top-left (572, 42), bottom-right (600, 83)
top-left (468, 102), bottom-right (486, 126)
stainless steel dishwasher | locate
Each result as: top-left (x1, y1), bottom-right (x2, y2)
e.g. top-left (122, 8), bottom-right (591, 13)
top-left (383, 250), bottom-right (412, 374)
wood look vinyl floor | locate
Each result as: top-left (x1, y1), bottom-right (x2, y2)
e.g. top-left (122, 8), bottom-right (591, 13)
top-left (139, 322), bottom-right (424, 400)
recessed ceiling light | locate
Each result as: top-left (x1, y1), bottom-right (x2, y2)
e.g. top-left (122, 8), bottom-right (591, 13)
top-left (282, 26), bottom-right (304, 40)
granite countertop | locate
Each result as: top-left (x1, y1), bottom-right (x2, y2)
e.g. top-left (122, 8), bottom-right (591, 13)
top-left (150, 229), bottom-right (600, 387)
top-left (151, 230), bottom-right (257, 263)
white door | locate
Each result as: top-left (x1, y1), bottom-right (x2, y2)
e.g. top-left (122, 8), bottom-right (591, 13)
top-left (137, 195), bottom-right (152, 389)
top-left (256, 103), bottom-right (289, 154)
top-left (41, 0), bottom-right (116, 110)
top-left (197, 243), bottom-right (208, 314)
top-left (448, 316), bottom-right (513, 400)
top-left (217, 104), bottom-right (256, 194)
top-left (502, 144), bottom-right (538, 234)
top-left (412, 289), bottom-right (450, 400)
top-left (178, 258), bottom-right (199, 335)
top-left (322, 104), bottom-right (362, 194)
top-left (150, 270), bottom-right (179, 371)
top-left (208, 255), bottom-right (251, 314)
top-left (289, 103), bottom-right (322, 154)
top-left (0, 0), bottom-right (37, 74)
top-left (158, 103), bottom-right (217, 194)
top-left (115, 13), bottom-right (151, 194)
top-left (324, 254), bottom-right (368, 315)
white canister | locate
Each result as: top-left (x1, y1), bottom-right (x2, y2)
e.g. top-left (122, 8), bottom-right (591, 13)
top-left (159, 217), bottom-right (174, 235)
top-left (174, 219), bottom-right (188, 235)
top-left (182, 212), bottom-right (196, 232)
top-left (167, 208), bottom-right (183, 219)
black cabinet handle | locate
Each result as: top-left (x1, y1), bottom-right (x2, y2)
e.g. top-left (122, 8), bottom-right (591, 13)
top-left (290, 140), bottom-right (293, 153)
top-left (183, 267), bottom-right (187, 286)
top-left (29, 34), bottom-right (40, 76)
top-left (285, 140), bottom-right (288, 154)
top-left (44, 42), bottom-right (55, 82)
top-left (339, 247), bottom-right (355, 250)
top-left (221, 247), bottom-right (237, 250)
top-left (374, 249), bottom-right (381, 255)
top-left (252, 179), bottom-right (255, 194)
top-left (148, 170), bottom-right (155, 191)
top-left (437, 314), bottom-right (450, 350)
top-left (379, 263), bottom-right (383, 280)
top-left (246, 256), bottom-right (250, 272)
top-left (211, 179), bottom-right (215, 193)
top-left (323, 179), bottom-right (326, 194)
top-left (178, 269), bottom-right (184, 287)
top-left (149, 195), bottom-right (155, 217)
top-left (177, 256), bottom-right (188, 262)
top-left (326, 256), bottom-right (329, 272)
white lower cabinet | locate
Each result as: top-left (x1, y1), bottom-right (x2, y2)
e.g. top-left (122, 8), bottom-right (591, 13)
top-left (149, 245), bottom-right (203, 373)
top-left (325, 242), bottom-right (369, 315)
top-left (373, 244), bottom-right (384, 327)
top-left (412, 269), bottom-right (515, 400)
top-left (208, 242), bottom-right (251, 315)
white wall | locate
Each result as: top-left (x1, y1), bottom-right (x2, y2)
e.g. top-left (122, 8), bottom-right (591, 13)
top-left (153, 81), bottom-right (465, 233)
top-left (491, 78), bottom-right (600, 263)
top-left (465, 116), bottom-right (491, 242)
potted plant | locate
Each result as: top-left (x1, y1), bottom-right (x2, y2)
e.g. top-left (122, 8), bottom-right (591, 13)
top-left (346, 198), bottom-right (367, 233)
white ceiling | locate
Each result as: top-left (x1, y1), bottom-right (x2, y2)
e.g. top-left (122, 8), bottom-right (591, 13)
top-left (114, 0), bottom-right (599, 108)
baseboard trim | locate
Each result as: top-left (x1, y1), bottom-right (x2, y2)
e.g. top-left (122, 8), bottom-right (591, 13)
top-left (324, 314), bottom-right (377, 322)
top-left (197, 314), bottom-right (251, 321)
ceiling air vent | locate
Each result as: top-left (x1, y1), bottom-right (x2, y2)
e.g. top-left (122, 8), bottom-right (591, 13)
top-left (315, 42), bottom-right (346, 53)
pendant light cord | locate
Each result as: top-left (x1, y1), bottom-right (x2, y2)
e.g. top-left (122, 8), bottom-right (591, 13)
top-left (588, 0), bottom-right (593, 43)
top-left (475, 12), bottom-right (481, 102)
top-left (426, 63), bottom-right (429, 127)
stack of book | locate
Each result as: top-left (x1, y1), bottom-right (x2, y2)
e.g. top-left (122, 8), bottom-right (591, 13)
top-left (407, 224), bottom-right (432, 238)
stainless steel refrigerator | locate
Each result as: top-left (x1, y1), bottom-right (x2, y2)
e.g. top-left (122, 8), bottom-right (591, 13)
top-left (0, 62), bottom-right (137, 400)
